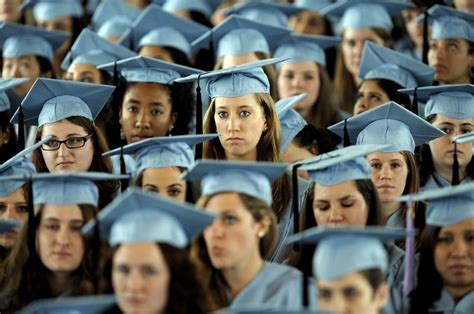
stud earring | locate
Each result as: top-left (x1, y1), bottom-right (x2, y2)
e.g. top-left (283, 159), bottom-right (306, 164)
top-left (258, 231), bottom-right (265, 238)
top-left (168, 125), bottom-right (174, 136)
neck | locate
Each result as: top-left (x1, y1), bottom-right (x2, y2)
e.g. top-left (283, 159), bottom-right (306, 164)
top-left (353, 74), bottom-right (362, 86)
top-left (225, 149), bottom-right (258, 162)
top-left (433, 162), bottom-right (466, 184)
top-left (48, 272), bottom-right (74, 296)
top-left (222, 252), bottom-right (264, 299)
top-left (380, 201), bottom-right (401, 225)
top-left (439, 76), bottom-right (471, 85)
top-left (445, 284), bottom-right (474, 304)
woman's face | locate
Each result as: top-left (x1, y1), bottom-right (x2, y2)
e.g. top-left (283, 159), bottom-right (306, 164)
top-left (429, 115), bottom-right (474, 174)
top-left (317, 271), bottom-right (388, 314)
top-left (0, 0), bottom-right (22, 22)
top-left (36, 204), bottom-right (85, 273)
top-left (120, 83), bottom-right (177, 144)
top-left (277, 61), bottom-right (320, 117)
top-left (289, 10), bottom-right (327, 36)
top-left (434, 217), bottom-right (474, 291)
top-left (40, 119), bottom-right (94, 173)
top-left (341, 28), bottom-right (386, 77)
top-left (367, 152), bottom-right (409, 204)
top-left (282, 141), bottom-right (317, 180)
top-left (2, 55), bottom-right (42, 98)
top-left (428, 38), bottom-right (473, 85)
top-left (203, 192), bottom-right (268, 270)
top-left (214, 94), bottom-right (267, 161)
top-left (313, 181), bottom-right (369, 227)
top-left (221, 53), bottom-right (260, 69)
top-left (353, 80), bottom-right (390, 115)
top-left (138, 46), bottom-right (174, 63)
top-left (0, 188), bottom-right (28, 248)
top-left (64, 63), bottom-right (103, 84)
top-left (140, 167), bottom-right (187, 202)
top-left (113, 242), bottom-right (171, 314)
top-left (401, 8), bottom-right (425, 49)
top-left (37, 16), bottom-right (73, 33)
top-left (453, 0), bottom-right (474, 12)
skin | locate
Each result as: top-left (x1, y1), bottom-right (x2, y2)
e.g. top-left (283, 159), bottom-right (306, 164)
top-left (138, 46), bottom-right (174, 63)
top-left (203, 192), bottom-right (269, 298)
top-left (429, 115), bottom-right (474, 182)
top-left (0, 0), bottom-right (22, 23)
top-left (113, 242), bottom-right (171, 314)
top-left (41, 120), bottom-right (94, 173)
top-left (0, 126), bottom-right (11, 146)
top-left (453, 0), bottom-right (474, 13)
top-left (313, 180), bottom-right (369, 227)
top-left (281, 141), bottom-right (317, 180)
top-left (277, 61), bottom-right (320, 118)
top-left (289, 10), bottom-right (327, 36)
top-left (221, 53), bottom-right (260, 69)
top-left (317, 271), bottom-right (388, 314)
top-left (428, 39), bottom-right (473, 85)
top-left (353, 80), bottom-right (390, 115)
top-left (434, 217), bottom-right (474, 301)
top-left (401, 8), bottom-right (425, 52)
top-left (64, 63), bottom-right (103, 84)
top-left (341, 28), bottom-right (386, 84)
top-left (0, 188), bottom-right (28, 248)
top-left (2, 55), bottom-right (42, 98)
top-left (140, 167), bottom-right (187, 203)
top-left (120, 83), bottom-right (177, 144)
top-left (36, 204), bottom-right (85, 273)
top-left (214, 94), bottom-right (267, 161)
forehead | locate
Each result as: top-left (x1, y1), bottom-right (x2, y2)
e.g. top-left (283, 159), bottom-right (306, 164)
top-left (204, 192), bottom-right (247, 212)
top-left (124, 82), bottom-right (171, 100)
top-left (279, 61), bottom-right (319, 72)
top-left (41, 119), bottom-right (87, 135)
top-left (343, 28), bottom-right (382, 40)
top-left (314, 180), bottom-right (361, 199)
top-left (366, 151), bottom-right (406, 162)
top-left (432, 114), bottom-right (474, 125)
top-left (113, 242), bottom-right (167, 264)
top-left (359, 80), bottom-right (385, 92)
top-left (214, 94), bottom-right (260, 108)
top-left (142, 167), bottom-right (183, 182)
top-left (40, 203), bottom-right (83, 220)
top-left (67, 63), bottom-right (101, 74)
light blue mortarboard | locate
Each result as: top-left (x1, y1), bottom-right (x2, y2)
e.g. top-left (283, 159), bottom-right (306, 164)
top-left (175, 58), bottom-right (285, 98)
top-left (224, 1), bottom-right (302, 28)
top-left (321, 0), bottom-right (413, 32)
top-left (295, 0), bottom-right (333, 12)
top-left (0, 22), bottom-right (69, 62)
top-left (10, 78), bottom-right (115, 127)
top-left (424, 5), bottom-right (474, 42)
top-left (18, 295), bottom-right (116, 314)
top-left (399, 182), bottom-right (474, 226)
top-left (91, 0), bottom-right (140, 31)
top-left (118, 5), bottom-right (209, 58)
top-left (183, 160), bottom-right (289, 206)
top-left (359, 41), bottom-right (434, 88)
top-left (32, 172), bottom-right (128, 207)
top-left (81, 188), bottom-right (215, 246)
top-left (191, 15), bottom-right (291, 59)
top-left (328, 102), bottom-right (445, 153)
top-left (98, 55), bottom-right (203, 85)
top-left (287, 226), bottom-right (412, 280)
top-left (103, 134), bottom-right (219, 174)
top-left (0, 78), bottom-right (29, 112)
top-left (97, 17), bottom-right (133, 40)
top-left (22, 0), bottom-right (83, 21)
top-left (0, 219), bottom-right (21, 235)
top-left (398, 84), bottom-right (474, 120)
top-left (276, 93), bottom-right (308, 154)
top-left (299, 144), bottom-right (389, 186)
top-left (453, 132), bottom-right (474, 145)
top-left (61, 29), bottom-right (136, 71)
top-left (162, 0), bottom-right (213, 18)
top-left (274, 33), bottom-right (341, 67)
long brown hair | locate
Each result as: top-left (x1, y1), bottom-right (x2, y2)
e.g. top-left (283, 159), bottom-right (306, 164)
top-left (203, 92), bottom-right (292, 219)
top-left (191, 193), bottom-right (278, 310)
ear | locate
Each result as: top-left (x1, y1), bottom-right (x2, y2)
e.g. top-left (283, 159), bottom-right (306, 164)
top-left (1, 127), bottom-right (11, 144)
top-left (171, 112), bottom-right (178, 126)
top-left (310, 139), bottom-right (319, 155)
top-left (256, 216), bottom-right (271, 238)
top-left (373, 282), bottom-right (389, 311)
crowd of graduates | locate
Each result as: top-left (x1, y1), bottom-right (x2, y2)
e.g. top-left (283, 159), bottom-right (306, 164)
top-left (0, 0), bottom-right (473, 313)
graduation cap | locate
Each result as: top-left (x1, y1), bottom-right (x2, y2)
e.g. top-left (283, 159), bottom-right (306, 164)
top-left (18, 294), bottom-right (116, 314)
top-left (31, 172), bottom-right (129, 207)
top-left (61, 29), bottom-right (137, 71)
top-left (191, 15), bottom-right (291, 60)
top-left (359, 41), bottom-right (434, 89)
top-left (274, 33), bottom-right (341, 67)
top-left (321, 0), bottom-right (413, 31)
top-left (10, 78), bottom-right (115, 127)
top-left (0, 22), bottom-right (69, 62)
top-left (103, 134), bottom-right (219, 174)
top-left (399, 182), bottom-right (474, 226)
top-left (0, 78), bottom-right (29, 112)
top-left (21, 0), bottom-right (83, 21)
top-left (276, 93), bottom-right (308, 154)
top-left (81, 188), bottom-right (216, 246)
top-left (0, 219), bottom-right (21, 235)
top-left (328, 101), bottom-right (445, 153)
top-left (287, 226), bottom-right (413, 280)
top-left (294, 0), bottom-right (333, 12)
top-left (97, 17), bottom-right (134, 41)
top-left (162, 0), bottom-right (213, 18)
top-left (98, 55), bottom-right (203, 85)
top-left (183, 160), bottom-right (289, 206)
top-left (118, 4), bottom-right (209, 57)
top-left (90, 0), bottom-right (140, 31)
top-left (423, 4), bottom-right (474, 42)
top-left (224, 1), bottom-right (302, 28)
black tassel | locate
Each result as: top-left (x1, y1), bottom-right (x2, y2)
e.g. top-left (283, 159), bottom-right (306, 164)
top-left (292, 164), bottom-right (300, 251)
top-left (452, 142), bottom-right (460, 185)
top-left (92, 215), bottom-right (101, 294)
top-left (302, 271), bottom-right (309, 308)
top-left (195, 74), bottom-right (203, 160)
top-left (120, 145), bottom-right (129, 192)
top-left (18, 105), bottom-right (25, 152)
top-left (343, 119), bottom-right (350, 147)
top-left (422, 9), bottom-right (429, 65)
top-left (26, 178), bottom-right (35, 257)
top-left (412, 87), bottom-right (419, 115)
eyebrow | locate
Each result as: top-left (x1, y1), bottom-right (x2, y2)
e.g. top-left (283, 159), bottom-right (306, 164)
top-left (216, 105), bottom-right (254, 110)
top-left (168, 183), bottom-right (184, 188)
top-left (438, 122), bottom-right (474, 127)
top-left (43, 217), bottom-right (84, 223)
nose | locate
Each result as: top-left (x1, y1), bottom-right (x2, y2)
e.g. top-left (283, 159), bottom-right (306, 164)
top-left (208, 220), bottom-right (225, 239)
top-left (126, 269), bottom-right (145, 292)
top-left (328, 206), bottom-right (343, 225)
top-left (57, 142), bottom-right (71, 157)
top-left (227, 114), bottom-right (240, 132)
top-left (380, 164), bottom-right (392, 180)
top-left (451, 237), bottom-right (469, 259)
top-left (55, 227), bottom-right (71, 247)
top-left (10, 64), bottom-right (22, 78)
top-left (135, 110), bottom-right (151, 129)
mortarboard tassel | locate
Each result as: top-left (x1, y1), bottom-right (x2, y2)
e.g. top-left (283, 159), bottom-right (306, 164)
top-left (292, 164), bottom-right (300, 251)
top-left (195, 74), bottom-right (204, 160)
top-left (343, 119), bottom-right (350, 147)
top-left (403, 199), bottom-right (416, 296)
top-left (120, 145), bottom-right (129, 192)
top-left (17, 105), bottom-right (25, 152)
top-left (412, 87), bottom-right (419, 116)
top-left (452, 142), bottom-right (460, 185)
top-left (92, 215), bottom-right (101, 294)
top-left (422, 9), bottom-right (429, 65)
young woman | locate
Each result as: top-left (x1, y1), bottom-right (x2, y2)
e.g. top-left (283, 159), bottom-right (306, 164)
top-left (408, 183), bottom-right (474, 313)
top-left (289, 0), bottom-right (334, 36)
top-left (186, 160), bottom-right (304, 311)
top-left (353, 41), bottom-right (434, 115)
top-left (427, 5), bottom-right (474, 85)
top-left (162, 0), bottom-right (214, 28)
top-left (397, 5), bottom-right (426, 61)
top-left (324, 1), bottom-right (409, 112)
top-left (82, 189), bottom-right (213, 314)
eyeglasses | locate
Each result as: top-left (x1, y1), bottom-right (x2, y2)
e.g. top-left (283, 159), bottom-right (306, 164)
top-left (41, 134), bottom-right (93, 151)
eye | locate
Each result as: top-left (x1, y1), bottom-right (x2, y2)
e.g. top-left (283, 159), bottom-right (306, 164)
top-left (143, 186), bottom-right (159, 194)
top-left (222, 214), bottom-right (238, 225)
top-left (437, 235), bottom-right (453, 244)
top-left (16, 205), bottom-right (28, 214)
top-left (65, 137), bottom-right (84, 146)
top-left (447, 43), bottom-right (459, 51)
top-left (343, 288), bottom-right (360, 299)
top-left (127, 105), bottom-right (138, 113)
top-left (429, 42), bottom-right (437, 50)
top-left (81, 77), bottom-right (95, 83)
top-left (370, 162), bottom-right (382, 169)
top-left (168, 188), bottom-right (183, 197)
top-left (390, 162), bottom-right (402, 169)
top-left (341, 200), bottom-right (354, 208)
top-left (465, 232), bottom-right (474, 243)
top-left (217, 111), bottom-right (228, 119)
top-left (283, 73), bottom-right (294, 79)
top-left (441, 127), bottom-right (453, 134)
top-left (141, 266), bottom-right (157, 277)
top-left (44, 224), bottom-right (60, 231)
top-left (150, 108), bottom-right (163, 116)
top-left (239, 111), bottom-right (250, 118)
top-left (303, 74), bottom-right (315, 81)
top-left (461, 128), bottom-right (473, 134)
top-left (318, 288), bottom-right (332, 300)
top-left (115, 265), bottom-right (130, 275)
top-left (343, 39), bottom-right (356, 48)
top-left (314, 203), bottom-right (330, 211)
top-left (369, 94), bottom-right (381, 102)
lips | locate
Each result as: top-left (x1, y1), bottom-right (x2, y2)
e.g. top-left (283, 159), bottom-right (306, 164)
top-left (57, 161), bottom-right (74, 167)
top-left (210, 246), bottom-right (225, 256)
top-left (131, 134), bottom-right (152, 142)
top-left (433, 64), bottom-right (447, 72)
top-left (448, 264), bottom-right (472, 274)
top-left (52, 251), bottom-right (72, 257)
top-left (226, 137), bottom-right (244, 144)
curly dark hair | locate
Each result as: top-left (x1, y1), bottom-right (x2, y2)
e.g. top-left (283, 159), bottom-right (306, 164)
top-left (0, 111), bottom-right (18, 163)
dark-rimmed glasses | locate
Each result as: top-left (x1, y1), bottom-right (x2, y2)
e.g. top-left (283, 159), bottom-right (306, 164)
top-left (41, 134), bottom-right (93, 151)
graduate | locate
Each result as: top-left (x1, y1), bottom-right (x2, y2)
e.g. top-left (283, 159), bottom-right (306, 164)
top-left (81, 189), bottom-right (214, 314)
top-left (289, 0), bottom-right (334, 36)
top-left (162, 0), bottom-right (214, 27)
top-left (185, 160), bottom-right (305, 311)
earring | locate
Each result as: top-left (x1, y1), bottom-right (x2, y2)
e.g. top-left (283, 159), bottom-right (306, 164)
top-left (258, 231), bottom-right (265, 238)
top-left (168, 125), bottom-right (174, 136)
